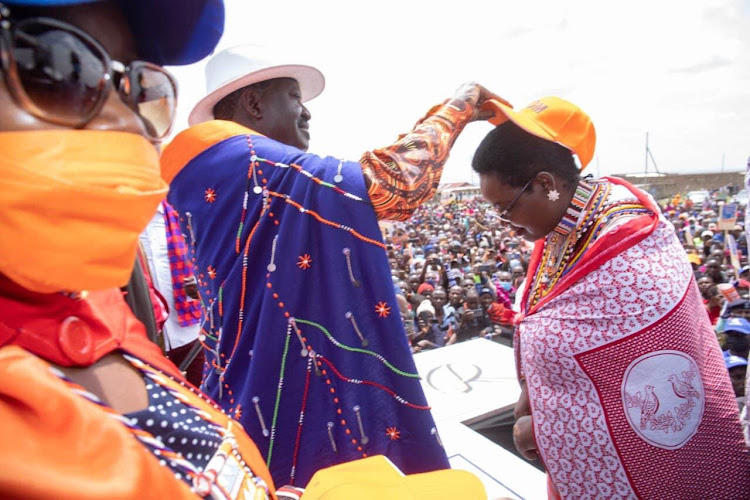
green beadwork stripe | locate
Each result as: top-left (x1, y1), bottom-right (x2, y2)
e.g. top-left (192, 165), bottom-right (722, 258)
top-left (294, 318), bottom-right (419, 378)
top-left (266, 326), bottom-right (292, 467)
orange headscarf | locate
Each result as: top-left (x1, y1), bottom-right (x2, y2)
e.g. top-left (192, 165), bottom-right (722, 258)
top-left (0, 130), bottom-right (167, 293)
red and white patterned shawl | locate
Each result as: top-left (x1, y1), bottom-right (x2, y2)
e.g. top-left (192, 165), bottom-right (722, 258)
top-left (517, 177), bottom-right (750, 499)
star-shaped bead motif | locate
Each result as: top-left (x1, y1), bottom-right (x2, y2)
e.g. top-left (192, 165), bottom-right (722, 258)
top-left (385, 426), bottom-right (401, 440)
top-left (204, 187), bottom-right (217, 203)
top-left (207, 265), bottom-right (217, 280)
top-left (297, 254), bottom-right (312, 270)
top-left (548, 189), bottom-right (560, 202)
top-left (375, 301), bottom-right (391, 318)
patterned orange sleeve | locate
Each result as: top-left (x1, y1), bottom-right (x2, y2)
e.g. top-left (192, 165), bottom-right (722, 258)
top-left (360, 98), bottom-right (475, 221)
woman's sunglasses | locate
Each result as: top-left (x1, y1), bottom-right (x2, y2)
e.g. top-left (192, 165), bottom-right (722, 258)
top-left (0, 5), bottom-right (177, 139)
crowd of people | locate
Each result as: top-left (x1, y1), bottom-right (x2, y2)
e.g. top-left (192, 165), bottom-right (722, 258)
top-left (1, 0), bottom-right (748, 498)
top-left (381, 199), bottom-right (529, 351)
top-left (384, 186), bottom-right (750, 404)
top-left (662, 189), bottom-right (750, 407)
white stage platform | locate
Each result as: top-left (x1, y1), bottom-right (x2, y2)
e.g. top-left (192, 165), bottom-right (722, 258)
top-left (414, 338), bottom-right (547, 500)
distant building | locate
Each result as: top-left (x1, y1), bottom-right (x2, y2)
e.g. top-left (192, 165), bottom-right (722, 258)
top-left (614, 171), bottom-right (743, 201)
top-left (438, 182), bottom-right (481, 201)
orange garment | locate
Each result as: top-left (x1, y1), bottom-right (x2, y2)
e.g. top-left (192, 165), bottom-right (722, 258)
top-left (161, 120), bottom-right (253, 184)
top-left (0, 275), bottom-right (277, 499)
top-left (0, 345), bottom-right (276, 500)
top-left (481, 96), bottom-right (595, 170)
top-left (0, 345), bottom-right (197, 500)
top-left (361, 99), bottom-right (474, 221)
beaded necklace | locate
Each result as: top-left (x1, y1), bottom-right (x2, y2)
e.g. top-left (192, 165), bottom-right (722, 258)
top-left (528, 179), bottom-right (611, 309)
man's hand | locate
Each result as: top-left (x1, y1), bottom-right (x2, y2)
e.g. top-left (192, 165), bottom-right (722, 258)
top-left (452, 82), bottom-right (511, 122)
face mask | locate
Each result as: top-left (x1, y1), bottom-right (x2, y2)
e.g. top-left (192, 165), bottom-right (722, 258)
top-left (499, 281), bottom-right (513, 291)
top-left (0, 130), bottom-right (166, 293)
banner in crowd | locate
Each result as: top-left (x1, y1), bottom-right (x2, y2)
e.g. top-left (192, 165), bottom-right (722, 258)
top-left (726, 233), bottom-right (742, 279)
top-left (718, 202), bottom-right (737, 231)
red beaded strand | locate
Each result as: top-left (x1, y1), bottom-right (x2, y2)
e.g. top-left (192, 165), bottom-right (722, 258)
top-left (266, 191), bottom-right (385, 250)
top-left (289, 357), bottom-right (313, 485)
top-left (317, 355), bottom-right (430, 410)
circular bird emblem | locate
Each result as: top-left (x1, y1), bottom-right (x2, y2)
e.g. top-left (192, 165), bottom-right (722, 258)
top-left (621, 350), bottom-right (704, 449)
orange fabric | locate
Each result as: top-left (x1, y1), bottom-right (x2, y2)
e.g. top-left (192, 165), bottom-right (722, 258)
top-left (481, 96), bottom-right (596, 169)
top-left (160, 120), bottom-right (263, 184)
top-left (0, 276), bottom-right (278, 497)
top-left (0, 345), bottom-right (196, 500)
top-left (0, 345), bottom-right (278, 500)
top-left (687, 253), bottom-right (702, 265)
top-left (0, 130), bottom-right (166, 293)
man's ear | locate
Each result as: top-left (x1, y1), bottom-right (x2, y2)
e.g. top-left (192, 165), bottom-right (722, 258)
top-left (239, 88), bottom-right (263, 120)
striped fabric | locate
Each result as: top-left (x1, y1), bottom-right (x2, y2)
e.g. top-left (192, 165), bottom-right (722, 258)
top-left (162, 200), bottom-right (201, 327)
top-left (554, 180), bottom-right (594, 236)
top-left (276, 485), bottom-right (305, 500)
top-left (362, 98), bottom-right (474, 221)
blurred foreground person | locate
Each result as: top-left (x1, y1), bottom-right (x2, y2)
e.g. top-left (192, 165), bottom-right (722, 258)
top-left (473, 97), bottom-right (749, 499)
top-left (0, 1), bottom-right (275, 498)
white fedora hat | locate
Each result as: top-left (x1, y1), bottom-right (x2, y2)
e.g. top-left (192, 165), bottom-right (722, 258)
top-left (188, 44), bottom-right (325, 126)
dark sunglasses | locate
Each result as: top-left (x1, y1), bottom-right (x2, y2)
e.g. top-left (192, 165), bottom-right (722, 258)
top-left (0, 5), bottom-right (178, 139)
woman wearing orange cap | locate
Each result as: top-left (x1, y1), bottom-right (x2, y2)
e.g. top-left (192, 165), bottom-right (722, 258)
top-left (472, 98), bottom-right (749, 499)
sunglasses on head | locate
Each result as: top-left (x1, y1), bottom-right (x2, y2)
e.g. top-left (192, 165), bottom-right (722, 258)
top-left (0, 4), bottom-right (177, 139)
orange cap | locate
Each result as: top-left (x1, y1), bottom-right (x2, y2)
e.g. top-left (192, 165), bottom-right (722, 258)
top-left (481, 96), bottom-right (596, 170)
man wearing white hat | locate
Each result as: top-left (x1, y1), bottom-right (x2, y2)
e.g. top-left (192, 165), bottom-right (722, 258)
top-left (161, 44), bottom-right (503, 487)
top-left (188, 45), bottom-right (325, 149)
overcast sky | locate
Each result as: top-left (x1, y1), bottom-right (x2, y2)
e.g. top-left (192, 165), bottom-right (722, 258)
top-left (169, 0), bottom-right (750, 184)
